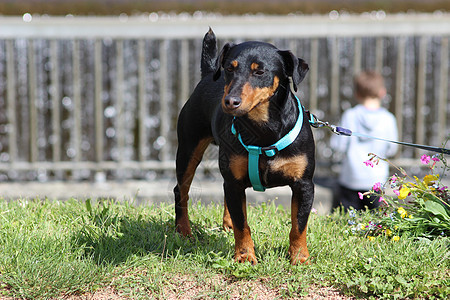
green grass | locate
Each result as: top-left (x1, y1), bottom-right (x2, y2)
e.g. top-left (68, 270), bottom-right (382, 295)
top-left (0, 198), bottom-right (448, 299)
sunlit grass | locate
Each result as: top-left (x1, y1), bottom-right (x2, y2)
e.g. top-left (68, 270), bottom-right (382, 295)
top-left (0, 198), bottom-right (448, 299)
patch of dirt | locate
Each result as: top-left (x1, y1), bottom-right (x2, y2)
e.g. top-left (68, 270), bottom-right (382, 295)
top-left (1, 275), bottom-right (357, 300)
top-left (55, 275), bottom-right (356, 300)
top-left (303, 285), bottom-right (356, 300)
top-left (61, 287), bottom-right (123, 300)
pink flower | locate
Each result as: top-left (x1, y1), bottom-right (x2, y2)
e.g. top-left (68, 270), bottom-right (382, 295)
top-left (420, 154), bottom-right (431, 164)
top-left (378, 196), bottom-right (387, 205)
top-left (372, 182), bottom-right (382, 192)
top-left (393, 190), bottom-right (400, 196)
top-left (390, 175), bottom-right (397, 183)
top-left (358, 192), bottom-right (364, 200)
top-left (363, 160), bottom-right (374, 168)
top-left (431, 157), bottom-right (440, 162)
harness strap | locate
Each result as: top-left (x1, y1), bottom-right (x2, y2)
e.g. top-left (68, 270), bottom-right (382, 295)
top-left (231, 95), bottom-right (304, 191)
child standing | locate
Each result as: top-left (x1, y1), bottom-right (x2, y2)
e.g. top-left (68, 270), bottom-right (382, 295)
top-left (330, 71), bottom-right (398, 210)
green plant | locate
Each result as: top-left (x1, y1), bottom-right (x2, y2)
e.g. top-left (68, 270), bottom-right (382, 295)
top-left (350, 152), bottom-right (449, 240)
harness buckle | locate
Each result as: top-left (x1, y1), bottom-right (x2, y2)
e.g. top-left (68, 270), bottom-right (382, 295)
top-left (247, 145), bottom-right (261, 156)
top-left (261, 145), bottom-right (278, 157)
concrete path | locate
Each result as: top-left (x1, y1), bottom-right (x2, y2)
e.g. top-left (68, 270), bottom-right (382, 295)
top-left (0, 177), bottom-right (335, 215)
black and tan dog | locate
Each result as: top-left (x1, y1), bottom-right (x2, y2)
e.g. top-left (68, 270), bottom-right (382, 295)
top-left (173, 29), bottom-right (314, 265)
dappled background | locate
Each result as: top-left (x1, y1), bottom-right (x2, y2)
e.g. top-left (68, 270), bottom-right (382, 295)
top-left (0, 1), bottom-right (448, 207)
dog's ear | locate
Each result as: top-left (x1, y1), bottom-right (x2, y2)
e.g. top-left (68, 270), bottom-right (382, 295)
top-left (278, 50), bottom-right (309, 92)
top-left (213, 43), bottom-right (234, 81)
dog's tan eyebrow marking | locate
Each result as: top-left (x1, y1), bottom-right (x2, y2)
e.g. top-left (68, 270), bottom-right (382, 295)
top-left (251, 62), bottom-right (259, 70)
top-left (231, 60), bottom-right (239, 68)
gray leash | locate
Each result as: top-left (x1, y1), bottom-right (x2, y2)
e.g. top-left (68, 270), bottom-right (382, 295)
top-left (306, 111), bottom-right (450, 155)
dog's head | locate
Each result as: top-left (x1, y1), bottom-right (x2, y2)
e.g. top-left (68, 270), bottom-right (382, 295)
top-left (213, 41), bottom-right (308, 122)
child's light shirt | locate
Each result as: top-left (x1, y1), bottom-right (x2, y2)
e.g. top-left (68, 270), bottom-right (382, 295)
top-left (330, 104), bottom-right (398, 190)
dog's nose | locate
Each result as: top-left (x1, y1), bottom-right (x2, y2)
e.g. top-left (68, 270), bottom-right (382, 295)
top-left (224, 96), bottom-right (241, 109)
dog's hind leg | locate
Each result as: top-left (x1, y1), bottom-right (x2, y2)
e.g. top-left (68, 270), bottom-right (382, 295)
top-left (289, 179), bottom-right (314, 265)
top-left (174, 136), bottom-right (213, 236)
top-left (222, 197), bottom-right (233, 231)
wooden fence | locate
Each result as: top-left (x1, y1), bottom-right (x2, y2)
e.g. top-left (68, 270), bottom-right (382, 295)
top-left (0, 14), bottom-right (449, 180)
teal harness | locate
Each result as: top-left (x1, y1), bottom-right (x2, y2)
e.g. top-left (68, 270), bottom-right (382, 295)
top-left (231, 95), bottom-right (309, 191)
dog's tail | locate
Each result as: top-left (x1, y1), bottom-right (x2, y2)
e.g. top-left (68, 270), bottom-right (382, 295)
top-left (201, 27), bottom-right (217, 78)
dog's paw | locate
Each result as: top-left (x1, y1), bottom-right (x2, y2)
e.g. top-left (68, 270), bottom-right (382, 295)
top-left (288, 247), bottom-right (310, 265)
top-left (175, 220), bottom-right (192, 237)
top-left (235, 249), bottom-right (258, 265)
top-left (290, 255), bottom-right (310, 265)
top-left (222, 218), bottom-right (233, 231)
top-left (176, 227), bottom-right (192, 237)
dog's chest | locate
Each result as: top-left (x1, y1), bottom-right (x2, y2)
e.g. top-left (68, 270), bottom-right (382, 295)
top-left (228, 153), bottom-right (308, 184)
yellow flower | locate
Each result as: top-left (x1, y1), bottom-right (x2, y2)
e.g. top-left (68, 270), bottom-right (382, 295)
top-left (398, 186), bottom-right (410, 200)
top-left (367, 236), bottom-right (375, 241)
top-left (398, 207), bottom-right (408, 219)
top-left (423, 174), bottom-right (439, 186)
top-left (385, 229), bottom-right (393, 236)
top-left (392, 236), bottom-right (400, 242)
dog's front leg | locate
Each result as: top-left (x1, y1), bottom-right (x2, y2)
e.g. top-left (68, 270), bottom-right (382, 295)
top-left (289, 180), bottom-right (314, 265)
top-left (223, 182), bottom-right (257, 265)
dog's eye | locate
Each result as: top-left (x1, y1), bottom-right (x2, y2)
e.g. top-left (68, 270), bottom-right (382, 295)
top-left (253, 70), bottom-right (265, 76)
top-left (225, 67), bottom-right (234, 73)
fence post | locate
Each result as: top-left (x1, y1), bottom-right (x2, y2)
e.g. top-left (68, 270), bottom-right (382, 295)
top-left (415, 36), bottom-right (428, 157)
top-left (138, 39), bottom-right (147, 162)
top-left (394, 36), bottom-right (406, 158)
top-left (72, 39), bottom-right (82, 164)
top-left (309, 38), bottom-right (318, 112)
top-left (50, 39), bottom-right (61, 164)
top-left (115, 39), bottom-right (125, 167)
top-left (330, 37), bottom-right (340, 119)
top-left (438, 37), bottom-right (448, 145)
top-left (6, 40), bottom-right (17, 164)
top-left (94, 39), bottom-right (104, 164)
top-left (28, 39), bottom-right (38, 163)
top-left (159, 39), bottom-right (170, 162)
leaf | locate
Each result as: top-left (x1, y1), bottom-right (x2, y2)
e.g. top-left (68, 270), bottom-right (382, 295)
top-left (85, 198), bottom-right (92, 215)
top-left (395, 275), bottom-right (409, 287)
top-left (424, 201), bottom-right (450, 221)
